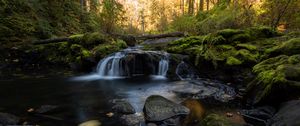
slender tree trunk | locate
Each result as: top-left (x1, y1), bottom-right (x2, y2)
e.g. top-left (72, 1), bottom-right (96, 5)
top-left (272, 0), bottom-right (293, 29)
top-left (206, 0), bottom-right (209, 10)
top-left (199, 0), bottom-right (204, 11)
top-left (188, 0), bottom-right (194, 15)
top-left (182, 0), bottom-right (185, 15)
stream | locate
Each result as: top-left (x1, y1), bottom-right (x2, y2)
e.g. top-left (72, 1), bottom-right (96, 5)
top-left (0, 47), bottom-right (242, 126)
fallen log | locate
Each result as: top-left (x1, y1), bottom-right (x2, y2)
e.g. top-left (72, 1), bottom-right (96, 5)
top-left (32, 32), bottom-right (185, 45)
top-left (33, 37), bottom-right (70, 45)
top-left (136, 32), bottom-right (185, 40)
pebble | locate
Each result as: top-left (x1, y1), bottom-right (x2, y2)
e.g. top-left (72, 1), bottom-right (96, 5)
top-left (226, 112), bottom-right (233, 117)
top-left (106, 112), bottom-right (114, 117)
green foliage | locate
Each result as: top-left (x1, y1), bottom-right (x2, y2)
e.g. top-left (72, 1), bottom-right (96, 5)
top-left (226, 56), bottom-right (242, 66)
top-left (267, 38), bottom-right (300, 56)
top-left (202, 114), bottom-right (231, 126)
top-left (0, 0), bottom-right (102, 44)
top-left (236, 44), bottom-right (257, 51)
top-left (99, 0), bottom-right (125, 33)
top-left (195, 3), bottom-right (256, 35)
top-left (168, 15), bottom-right (198, 34)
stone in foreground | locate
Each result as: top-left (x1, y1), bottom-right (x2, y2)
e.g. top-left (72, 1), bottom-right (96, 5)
top-left (143, 95), bottom-right (190, 121)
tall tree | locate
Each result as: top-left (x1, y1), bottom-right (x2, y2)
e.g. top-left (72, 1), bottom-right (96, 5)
top-left (199, 0), bottom-right (204, 11)
top-left (188, 0), bottom-right (195, 15)
top-left (206, 0), bottom-right (209, 10)
top-left (99, 0), bottom-right (125, 33)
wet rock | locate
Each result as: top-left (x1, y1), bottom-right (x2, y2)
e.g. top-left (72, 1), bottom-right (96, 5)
top-left (143, 95), bottom-right (189, 122)
top-left (120, 113), bottom-right (145, 126)
top-left (172, 80), bottom-right (236, 103)
top-left (267, 100), bottom-right (300, 126)
top-left (162, 117), bottom-right (180, 126)
top-left (79, 120), bottom-right (101, 126)
top-left (147, 123), bottom-right (157, 126)
top-left (112, 99), bottom-right (135, 114)
top-left (35, 105), bottom-right (59, 114)
top-left (241, 106), bottom-right (275, 125)
top-left (0, 112), bottom-right (20, 125)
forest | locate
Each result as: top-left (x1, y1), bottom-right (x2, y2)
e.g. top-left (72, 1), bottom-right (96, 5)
top-left (1, 0), bottom-right (300, 126)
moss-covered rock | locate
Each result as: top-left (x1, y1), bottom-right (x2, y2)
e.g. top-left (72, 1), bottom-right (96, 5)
top-left (267, 38), bottom-right (300, 56)
top-left (202, 114), bottom-right (231, 126)
top-left (69, 32), bottom-right (113, 49)
top-left (226, 56), bottom-right (242, 66)
top-left (247, 55), bottom-right (300, 104)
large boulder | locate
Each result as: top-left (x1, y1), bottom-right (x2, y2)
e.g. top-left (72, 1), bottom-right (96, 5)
top-left (143, 95), bottom-right (190, 122)
top-left (267, 38), bottom-right (300, 56)
top-left (267, 100), bottom-right (300, 126)
top-left (241, 106), bottom-right (276, 125)
top-left (171, 80), bottom-right (236, 103)
top-left (246, 54), bottom-right (300, 104)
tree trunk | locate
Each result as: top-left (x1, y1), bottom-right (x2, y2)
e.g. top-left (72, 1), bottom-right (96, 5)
top-left (199, 0), bottom-right (204, 11)
top-left (272, 0), bottom-right (293, 29)
top-left (136, 32), bottom-right (185, 40)
top-left (181, 0), bottom-right (185, 14)
top-left (189, 0), bottom-right (194, 15)
top-left (206, 0), bottom-right (209, 10)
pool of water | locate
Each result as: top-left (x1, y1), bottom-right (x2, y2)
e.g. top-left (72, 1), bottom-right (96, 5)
top-left (0, 75), bottom-right (180, 125)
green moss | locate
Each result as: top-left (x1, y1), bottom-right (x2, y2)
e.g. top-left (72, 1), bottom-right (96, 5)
top-left (69, 34), bottom-right (84, 44)
top-left (249, 54), bottom-right (300, 104)
top-left (235, 49), bottom-right (258, 62)
top-left (203, 34), bottom-right (226, 45)
top-left (288, 55), bottom-right (300, 64)
top-left (236, 44), bottom-right (257, 51)
top-left (246, 26), bottom-right (279, 39)
top-left (92, 44), bottom-right (121, 60)
top-left (226, 56), bottom-right (242, 66)
top-left (169, 36), bottom-right (204, 46)
top-left (216, 29), bottom-right (244, 38)
top-left (81, 49), bottom-right (92, 58)
top-left (253, 55), bottom-right (289, 73)
top-left (202, 114), bottom-right (231, 126)
top-left (267, 38), bottom-right (300, 56)
top-left (115, 39), bottom-right (128, 49)
top-left (217, 45), bottom-right (234, 50)
top-left (229, 33), bottom-right (251, 42)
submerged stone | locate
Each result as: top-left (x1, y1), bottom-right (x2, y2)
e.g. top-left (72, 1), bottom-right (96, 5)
top-left (143, 95), bottom-right (190, 122)
top-left (112, 99), bottom-right (135, 114)
top-left (79, 120), bottom-right (101, 126)
top-left (0, 112), bottom-right (20, 125)
top-left (120, 113), bottom-right (145, 126)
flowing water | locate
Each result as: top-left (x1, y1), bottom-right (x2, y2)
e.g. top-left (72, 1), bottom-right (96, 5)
top-left (0, 47), bottom-right (238, 126)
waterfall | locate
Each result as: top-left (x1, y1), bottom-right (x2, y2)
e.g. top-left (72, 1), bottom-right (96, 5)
top-left (158, 57), bottom-right (169, 76)
top-left (94, 48), bottom-right (169, 79)
top-left (96, 52), bottom-right (125, 78)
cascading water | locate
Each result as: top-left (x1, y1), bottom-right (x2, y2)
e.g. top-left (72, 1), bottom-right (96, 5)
top-left (97, 52), bottom-right (125, 78)
top-left (157, 56), bottom-right (169, 76)
top-left (94, 48), bottom-right (170, 79)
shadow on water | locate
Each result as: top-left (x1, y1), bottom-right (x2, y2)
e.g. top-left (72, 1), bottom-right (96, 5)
top-left (0, 75), bottom-right (175, 125)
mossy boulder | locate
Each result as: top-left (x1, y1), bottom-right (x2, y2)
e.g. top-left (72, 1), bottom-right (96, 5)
top-left (247, 55), bottom-right (300, 104)
top-left (267, 38), bottom-right (300, 56)
top-left (69, 32), bottom-right (113, 49)
top-left (202, 114), bottom-right (231, 126)
top-left (92, 39), bottom-right (127, 61)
